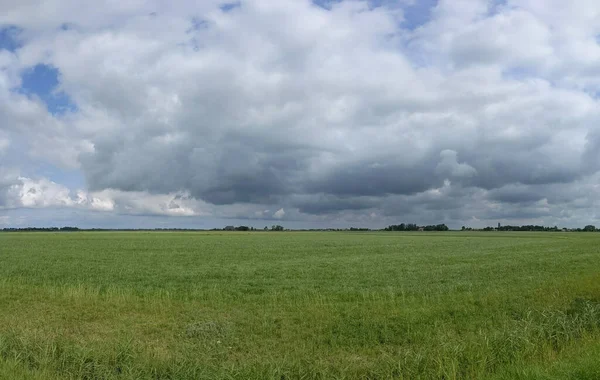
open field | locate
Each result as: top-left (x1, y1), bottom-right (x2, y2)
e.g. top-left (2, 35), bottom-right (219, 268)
top-left (1, 231), bottom-right (600, 379)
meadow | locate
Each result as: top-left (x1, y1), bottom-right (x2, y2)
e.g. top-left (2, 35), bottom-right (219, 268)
top-left (0, 231), bottom-right (599, 379)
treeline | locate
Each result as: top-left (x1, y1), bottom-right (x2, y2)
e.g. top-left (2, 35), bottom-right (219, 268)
top-left (2, 227), bottom-right (80, 232)
top-left (484, 225), bottom-right (558, 232)
top-left (1, 226), bottom-right (288, 232)
top-left (384, 223), bottom-right (449, 231)
top-left (1, 226), bottom-right (374, 233)
top-left (294, 228), bottom-right (372, 231)
top-left (4, 224), bottom-right (598, 233)
top-left (1, 227), bottom-right (217, 232)
top-left (220, 225), bottom-right (285, 231)
top-left (463, 225), bottom-right (598, 232)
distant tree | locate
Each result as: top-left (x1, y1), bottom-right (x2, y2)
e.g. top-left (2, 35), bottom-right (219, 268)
top-left (60, 227), bottom-right (79, 231)
top-left (271, 225), bottom-right (284, 231)
top-left (584, 225), bottom-right (596, 232)
top-left (422, 224), bottom-right (449, 231)
top-left (385, 223), bottom-right (447, 232)
top-left (406, 224), bottom-right (419, 231)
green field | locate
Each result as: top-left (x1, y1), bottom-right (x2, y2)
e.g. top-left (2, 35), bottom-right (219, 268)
top-left (1, 232), bottom-right (600, 379)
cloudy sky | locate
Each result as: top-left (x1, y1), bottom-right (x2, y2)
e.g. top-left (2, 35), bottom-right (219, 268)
top-left (1, 0), bottom-right (600, 229)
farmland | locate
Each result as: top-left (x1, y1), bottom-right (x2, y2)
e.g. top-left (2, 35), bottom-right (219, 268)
top-left (1, 231), bottom-right (600, 379)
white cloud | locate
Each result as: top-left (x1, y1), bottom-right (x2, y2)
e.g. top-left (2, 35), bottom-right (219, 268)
top-left (18, 176), bottom-right (74, 208)
top-left (85, 190), bottom-right (205, 217)
top-left (2, 0), bottom-right (600, 227)
top-left (273, 208), bottom-right (285, 219)
top-left (0, 137), bottom-right (8, 154)
top-left (0, 176), bottom-right (206, 217)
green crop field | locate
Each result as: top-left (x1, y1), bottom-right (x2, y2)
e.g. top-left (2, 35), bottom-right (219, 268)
top-left (1, 231), bottom-right (600, 379)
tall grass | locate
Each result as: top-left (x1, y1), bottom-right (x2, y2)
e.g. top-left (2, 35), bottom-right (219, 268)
top-left (1, 231), bottom-right (599, 379)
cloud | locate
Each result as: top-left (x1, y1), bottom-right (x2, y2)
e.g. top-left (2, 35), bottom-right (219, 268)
top-left (84, 190), bottom-right (205, 217)
top-left (0, 175), bottom-right (206, 217)
top-left (2, 0), bottom-right (600, 228)
top-left (435, 150), bottom-right (477, 180)
top-left (18, 176), bottom-right (74, 208)
top-left (273, 208), bottom-right (285, 219)
top-left (0, 136), bottom-right (8, 154)
top-left (487, 184), bottom-right (546, 204)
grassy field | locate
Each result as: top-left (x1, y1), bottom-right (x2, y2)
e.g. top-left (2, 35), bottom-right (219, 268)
top-left (1, 231), bottom-right (600, 379)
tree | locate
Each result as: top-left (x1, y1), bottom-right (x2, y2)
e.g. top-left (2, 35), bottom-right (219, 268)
top-left (584, 225), bottom-right (596, 232)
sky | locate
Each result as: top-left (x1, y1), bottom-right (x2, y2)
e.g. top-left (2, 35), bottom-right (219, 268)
top-left (1, 0), bottom-right (600, 230)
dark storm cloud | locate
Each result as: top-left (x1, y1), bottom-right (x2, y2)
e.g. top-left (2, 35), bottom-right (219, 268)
top-left (79, 120), bottom-right (596, 221)
top-left (583, 129), bottom-right (600, 175)
top-left (487, 186), bottom-right (545, 204)
top-left (468, 155), bottom-right (581, 190)
top-left (80, 132), bottom-right (316, 206)
top-left (306, 160), bottom-right (443, 198)
top-left (293, 194), bottom-right (379, 215)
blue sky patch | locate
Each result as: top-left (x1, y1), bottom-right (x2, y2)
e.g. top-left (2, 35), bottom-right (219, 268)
top-left (19, 64), bottom-right (77, 115)
top-left (0, 26), bottom-right (23, 52)
top-left (312, 0), bottom-right (437, 30)
top-left (402, 0), bottom-right (438, 30)
top-left (189, 17), bottom-right (209, 31)
top-left (60, 23), bottom-right (78, 31)
top-left (36, 163), bottom-right (86, 190)
top-left (1, 134), bottom-right (84, 190)
top-left (220, 2), bottom-right (241, 12)
top-left (312, 0), bottom-right (341, 10)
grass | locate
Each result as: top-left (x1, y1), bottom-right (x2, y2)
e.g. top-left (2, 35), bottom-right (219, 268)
top-left (0, 231), bottom-right (599, 379)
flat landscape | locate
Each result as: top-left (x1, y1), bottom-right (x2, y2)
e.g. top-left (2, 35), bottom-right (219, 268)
top-left (1, 231), bottom-right (600, 379)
